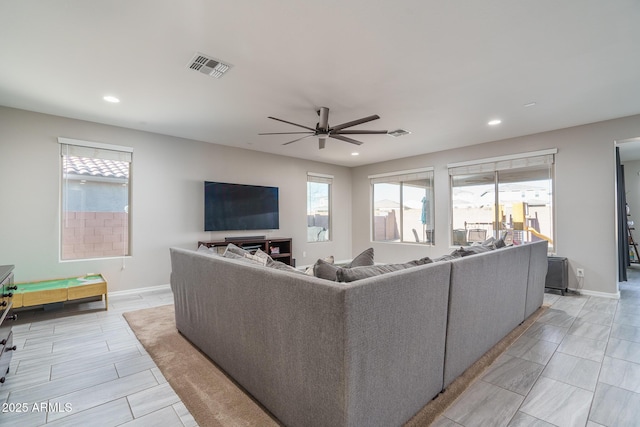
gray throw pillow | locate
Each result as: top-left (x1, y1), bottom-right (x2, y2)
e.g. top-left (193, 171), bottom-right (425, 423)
top-left (305, 255), bottom-right (335, 276)
top-left (336, 257), bottom-right (433, 282)
top-left (451, 245), bottom-right (492, 257)
top-left (449, 248), bottom-right (467, 258)
top-left (433, 254), bottom-right (459, 262)
top-left (266, 259), bottom-right (306, 275)
top-left (494, 238), bottom-right (506, 248)
top-left (314, 258), bottom-right (341, 281)
top-left (347, 247), bottom-right (374, 268)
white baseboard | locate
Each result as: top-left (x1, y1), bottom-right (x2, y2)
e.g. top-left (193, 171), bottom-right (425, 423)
top-left (108, 283), bottom-right (171, 297)
top-left (568, 287), bottom-right (620, 300)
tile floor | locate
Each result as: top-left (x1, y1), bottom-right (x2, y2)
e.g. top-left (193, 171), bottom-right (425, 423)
top-left (2, 269), bottom-right (640, 427)
top-left (0, 286), bottom-right (197, 426)
top-left (434, 266), bottom-right (640, 427)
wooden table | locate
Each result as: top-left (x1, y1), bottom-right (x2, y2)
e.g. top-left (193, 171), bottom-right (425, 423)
top-left (12, 274), bottom-right (108, 310)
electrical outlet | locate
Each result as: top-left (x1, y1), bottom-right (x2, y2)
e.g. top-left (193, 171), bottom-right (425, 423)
top-left (576, 268), bottom-right (584, 278)
top-left (303, 251), bottom-right (307, 258)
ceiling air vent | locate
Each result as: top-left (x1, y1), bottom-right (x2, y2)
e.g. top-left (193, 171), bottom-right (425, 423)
top-left (388, 129), bottom-right (411, 137)
top-left (187, 52), bottom-right (232, 79)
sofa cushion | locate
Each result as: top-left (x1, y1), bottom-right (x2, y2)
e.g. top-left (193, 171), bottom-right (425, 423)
top-left (336, 257), bottom-right (433, 282)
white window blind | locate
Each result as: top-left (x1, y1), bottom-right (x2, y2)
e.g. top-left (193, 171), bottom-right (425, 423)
top-left (58, 137), bottom-right (133, 162)
top-left (307, 172), bottom-right (333, 184)
top-left (369, 167), bottom-right (434, 184)
top-left (448, 150), bottom-right (556, 176)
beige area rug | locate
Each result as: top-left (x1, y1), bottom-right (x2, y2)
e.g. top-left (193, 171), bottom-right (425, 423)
top-left (124, 304), bottom-right (547, 427)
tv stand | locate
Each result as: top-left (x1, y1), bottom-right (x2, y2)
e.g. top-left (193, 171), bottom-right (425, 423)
top-left (225, 235), bottom-right (266, 242)
top-left (198, 237), bottom-right (293, 266)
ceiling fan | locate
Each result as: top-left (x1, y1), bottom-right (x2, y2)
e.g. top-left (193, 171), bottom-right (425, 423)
top-left (259, 107), bottom-right (388, 149)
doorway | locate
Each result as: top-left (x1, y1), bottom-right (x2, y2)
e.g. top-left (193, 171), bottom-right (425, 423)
top-left (616, 137), bottom-right (640, 284)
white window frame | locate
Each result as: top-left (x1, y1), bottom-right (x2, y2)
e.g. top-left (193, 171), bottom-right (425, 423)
top-left (448, 149), bottom-right (556, 248)
top-left (59, 137), bottom-right (133, 261)
top-left (307, 172), bottom-right (332, 243)
top-left (369, 167), bottom-right (435, 245)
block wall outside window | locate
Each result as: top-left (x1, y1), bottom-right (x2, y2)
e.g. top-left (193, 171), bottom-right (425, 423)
top-left (61, 211), bottom-right (129, 260)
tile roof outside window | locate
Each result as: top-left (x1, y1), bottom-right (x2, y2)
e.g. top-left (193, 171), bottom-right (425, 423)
top-left (63, 156), bottom-right (129, 179)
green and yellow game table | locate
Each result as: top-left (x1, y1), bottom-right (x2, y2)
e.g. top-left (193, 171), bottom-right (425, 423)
top-left (11, 274), bottom-right (108, 310)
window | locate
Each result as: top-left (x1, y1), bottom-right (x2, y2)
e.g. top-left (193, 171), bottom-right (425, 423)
top-left (60, 138), bottom-right (133, 260)
top-left (307, 173), bottom-right (332, 242)
top-left (449, 150), bottom-right (555, 250)
top-left (370, 168), bottom-right (434, 244)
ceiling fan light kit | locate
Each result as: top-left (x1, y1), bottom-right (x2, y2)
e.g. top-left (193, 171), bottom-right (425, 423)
top-left (259, 107), bottom-right (389, 149)
top-left (388, 129), bottom-right (411, 137)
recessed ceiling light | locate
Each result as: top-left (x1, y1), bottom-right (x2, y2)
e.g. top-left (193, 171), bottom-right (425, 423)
top-left (103, 95), bottom-right (120, 103)
top-left (351, 152), bottom-right (360, 156)
top-left (488, 119), bottom-right (502, 126)
top-left (524, 102), bottom-right (537, 108)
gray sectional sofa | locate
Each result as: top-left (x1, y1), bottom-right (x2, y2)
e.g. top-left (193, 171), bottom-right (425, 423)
top-left (170, 240), bottom-right (548, 427)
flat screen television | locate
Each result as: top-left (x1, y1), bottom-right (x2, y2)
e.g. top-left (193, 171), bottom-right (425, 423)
top-left (204, 181), bottom-right (279, 231)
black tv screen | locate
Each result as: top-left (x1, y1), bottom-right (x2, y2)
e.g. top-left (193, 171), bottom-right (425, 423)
top-left (204, 181), bottom-right (279, 231)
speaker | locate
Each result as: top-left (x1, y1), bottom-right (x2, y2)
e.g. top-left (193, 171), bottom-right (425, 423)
top-left (546, 256), bottom-right (568, 295)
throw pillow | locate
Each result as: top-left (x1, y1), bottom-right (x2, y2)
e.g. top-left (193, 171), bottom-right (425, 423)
top-left (223, 243), bottom-right (270, 266)
top-left (266, 259), bottom-right (306, 275)
top-left (197, 245), bottom-right (216, 255)
top-left (223, 243), bottom-right (248, 257)
top-left (347, 247), bottom-right (374, 268)
top-left (451, 245), bottom-right (492, 257)
top-left (314, 258), bottom-right (341, 281)
top-left (305, 255), bottom-right (335, 276)
top-left (433, 254), bottom-right (459, 262)
top-left (252, 248), bottom-right (272, 265)
top-left (481, 236), bottom-right (497, 247)
top-left (450, 247), bottom-right (468, 257)
top-left (336, 257), bottom-right (433, 282)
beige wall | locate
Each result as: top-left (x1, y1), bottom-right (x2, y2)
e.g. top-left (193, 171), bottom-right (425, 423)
top-left (352, 115), bottom-right (640, 298)
top-left (3, 105), bottom-right (640, 297)
top-left (0, 107), bottom-right (352, 291)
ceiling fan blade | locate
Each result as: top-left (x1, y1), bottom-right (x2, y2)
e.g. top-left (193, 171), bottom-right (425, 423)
top-left (319, 138), bottom-right (326, 150)
top-left (335, 129), bottom-right (388, 135)
top-left (268, 116), bottom-right (316, 132)
top-left (330, 114), bottom-right (380, 132)
top-left (259, 132), bottom-right (314, 135)
top-left (329, 134), bottom-right (364, 145)
top-left (317, 107), bottom-right (329, 131)
top-left (282, 134), bottom-right (315, 145)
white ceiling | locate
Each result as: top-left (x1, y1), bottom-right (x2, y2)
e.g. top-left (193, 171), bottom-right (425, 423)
top-left (1, 1), bottom-right (639, 167)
